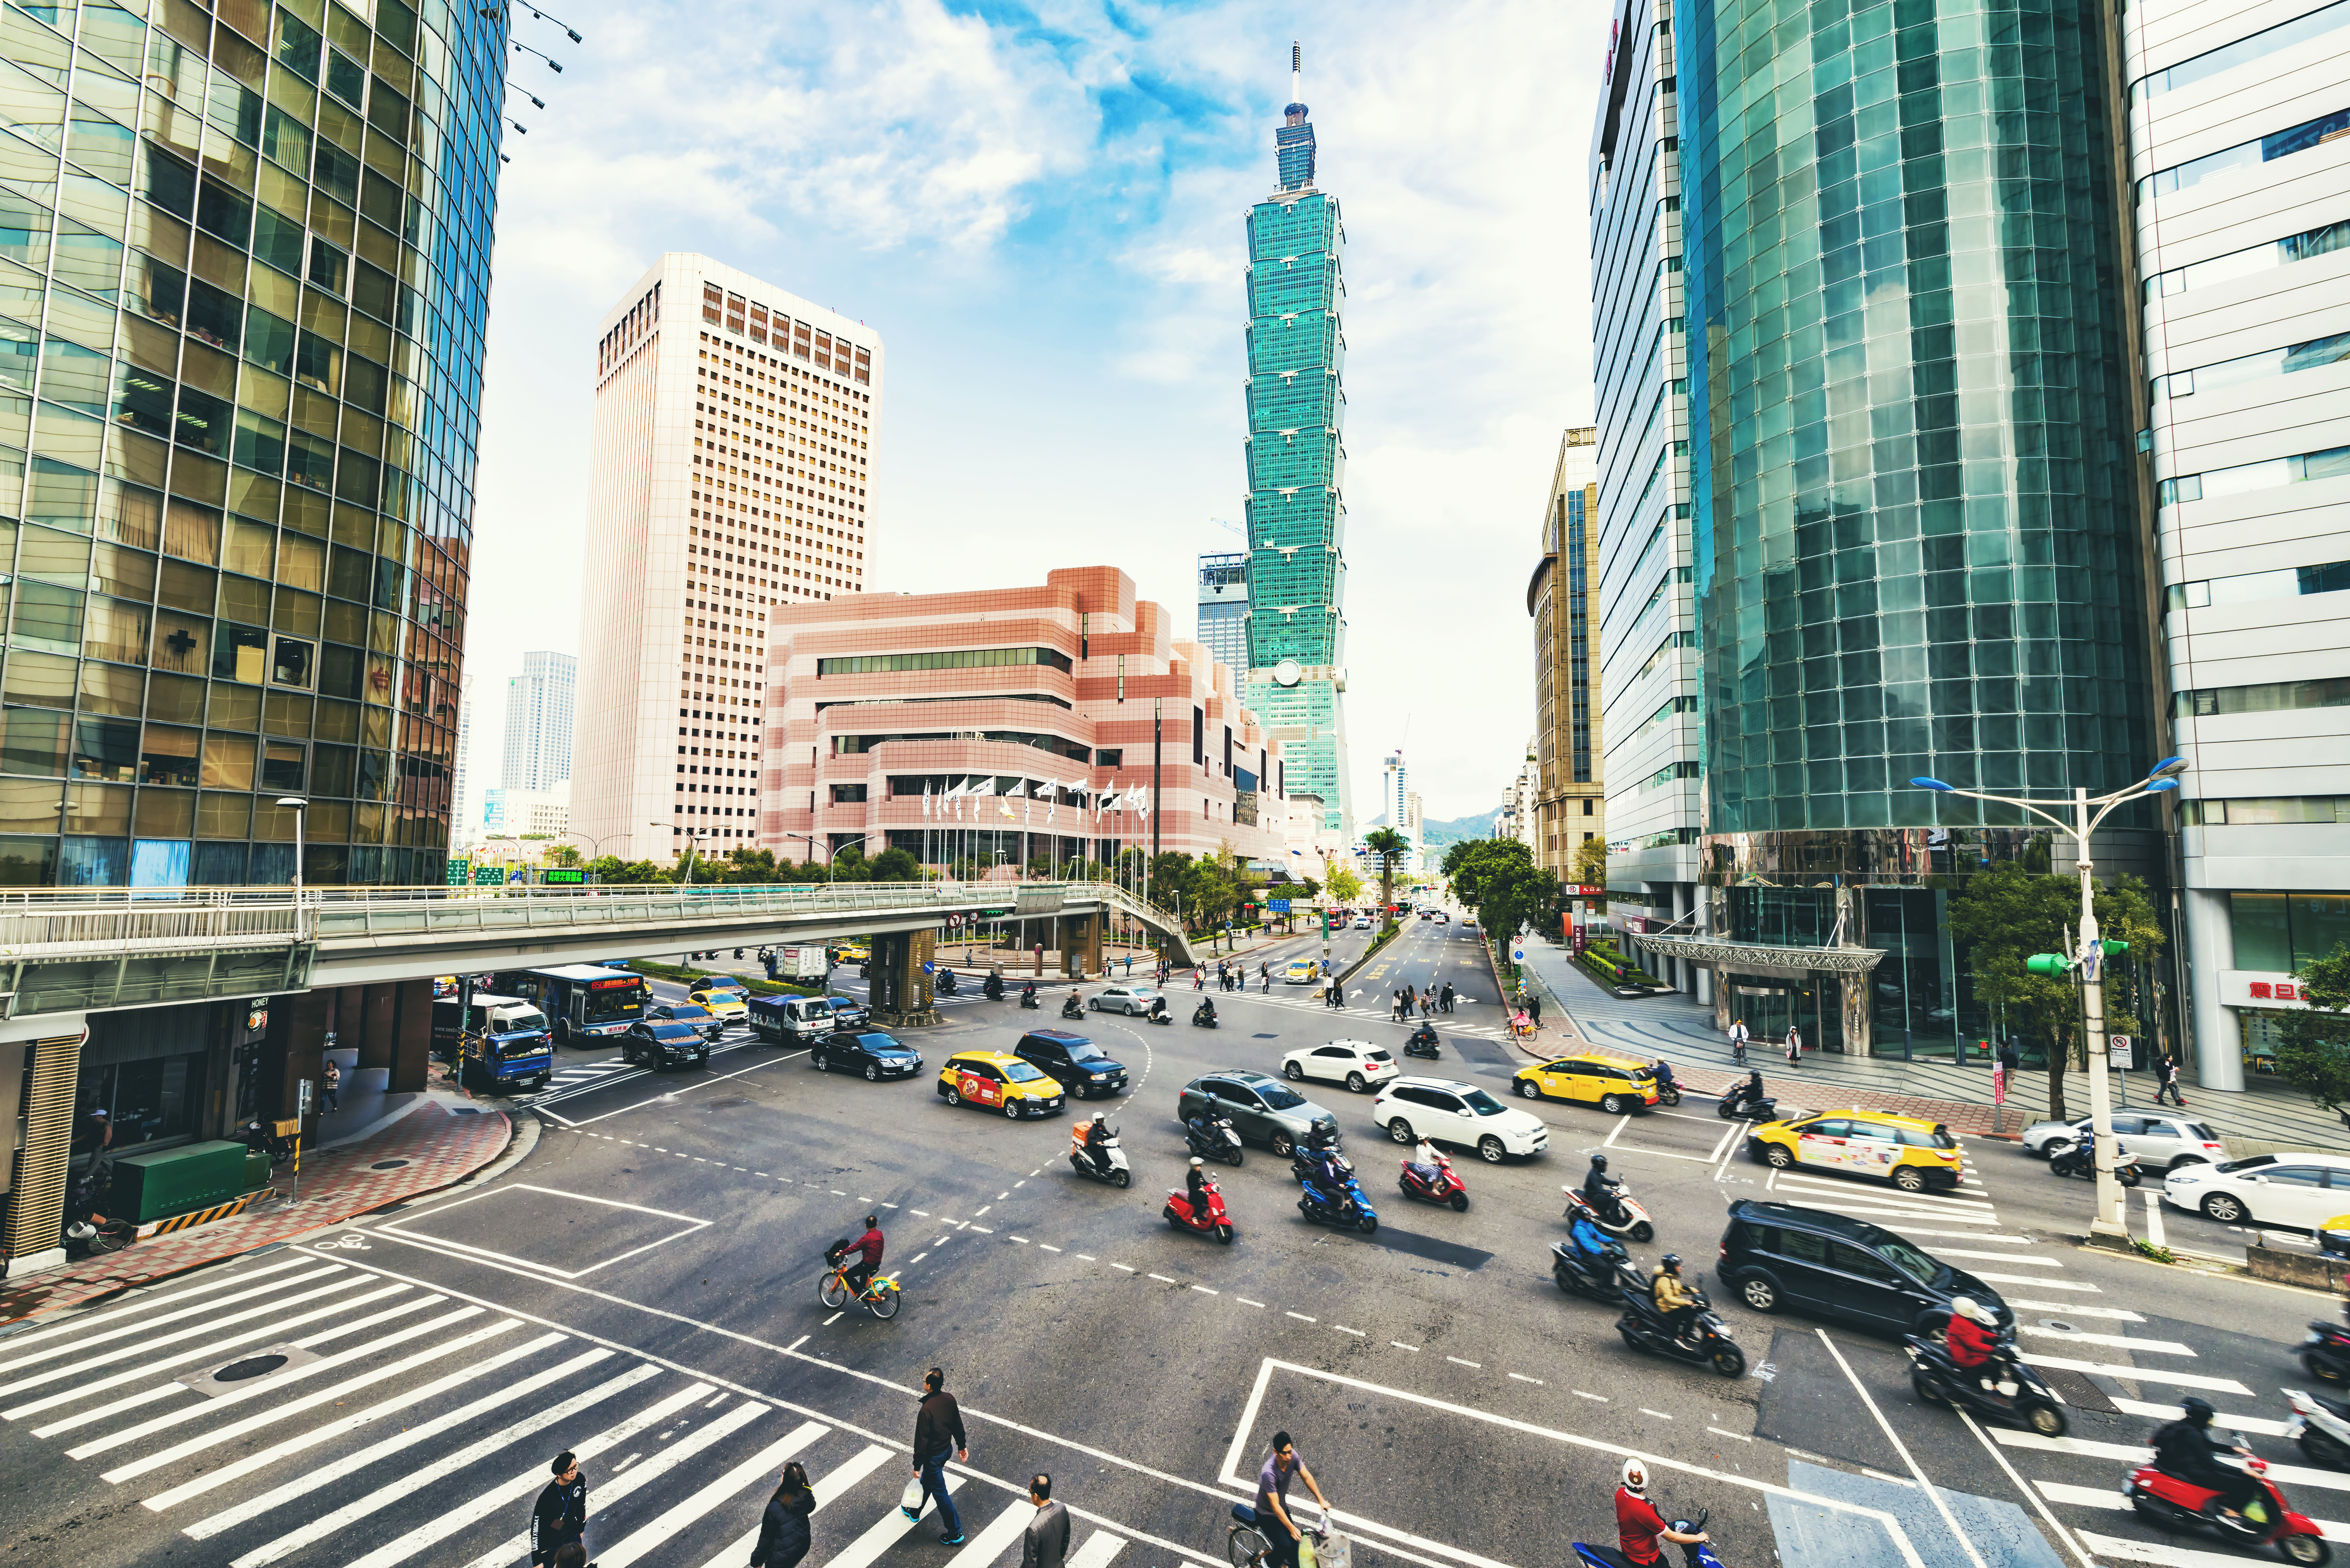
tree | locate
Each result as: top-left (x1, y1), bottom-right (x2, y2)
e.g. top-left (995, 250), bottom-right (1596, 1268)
top-left (868, 846), bottom-right (922, 882)
top-left (2278, 943), bottom-right (2350, 1114)
top-left (1363, 828), bottom-right (1410, 914)
top-left (1441, 838), bottom-right (1558, 943)
top-left (547, 844), bottom-right (583, 869)
top-left (1572, 836), bottom-right (1607, 888)
top-left (1325, 863), bottom-right (1365, 905)
top-left (587, 854), bottom-right (673, 885)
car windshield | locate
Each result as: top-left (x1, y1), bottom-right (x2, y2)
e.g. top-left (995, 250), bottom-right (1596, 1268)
top-left (859, 1035), bottom-right (903, 1052)
top-left (671, 1005), bottom-right (712, 1020)
top-left (1002, 1060), bottom-right (1048, 1084)
top-left (2219, 1154), bottom-right (2278, 1174)
top-left (651, 1024), bottom-right (700, 1041)
top-left (1366, 1050), bottom-right (1393, 1062)
top-left (1462, 1089), bottom-right (1508, 1116)
top-left (1260, 1085), bottom-right (1307, 1110)
top-left (1067, 1041), bottom-right (1110, 1061)
top-left (1871, 1235), bottom-right (1941, 1284)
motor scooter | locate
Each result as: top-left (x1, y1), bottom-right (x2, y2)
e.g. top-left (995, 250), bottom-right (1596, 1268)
top-left (1298, 1165), bottom-right (1379, 1234)
top-left (1715, 1091), bottom-right (1778, 1123)
top-left (2046, 1136), bottom-right (2142, 1187)
top-left (2302, 1319), bottom-right (2350, 1386)
top-left (1652, 1074), bottom-right (1682, 1108)
top-left (1403, 1022), bottom-right (1441, 1060)
top-left (1551, 1239), bottom-right (1642, 1304)
top-left (1145, 1001), bottom-right (1173, 1026)
top-left (2123, 1447), bottom-right (2331, 1563)
top-left (1571, 1506), bottom-right (1722, 1568)
top-left (936, 968), bottom-right (959, 996)
top-left (1567, 1178), bottom-right (1655, 1243)
top-left (1614, 1274), bottom-right (1746, 1378)
top-left (1191, 1004), bottom-right (1219, 1029)
top-left (1902, 1333), bottom-right (2067, 1436)
top-left (1019, 985), bottom-right (1040, 1010)
top-left (1067, 1125), bottom-right (1132, 1189)
top-left (1398, 1149), bottom-right (1469, 1211)
top-left (1061, 996), bottom-right (1086, 1021)
top-left (2287, 1388), bottom-right (2350, 1470)
top-left (982, 972), bottom-right (1004, 1001)
top-left (1165, 1175), bottom-right (1235, 1243)
top-left (1186, 1113), bottom-right (1245, 1167)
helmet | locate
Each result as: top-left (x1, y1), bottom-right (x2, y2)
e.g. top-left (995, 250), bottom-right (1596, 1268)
top-left (1620, 1458), bottom-right (1647, 1493)
top-left (1660, 1253), bottom-right (1683, 1272)
top-left (1190, 1156), bottom-right (1204, 1167)
top-left (1591, 1154), bottom-right (1610, 1173)
top-left (1949, 1295), bottom-right (1978, 1322)
top-left (2182, 1396), bottom-right (2216, 1426)
top-left (1092, 1111), bottom-right (1106, 1124)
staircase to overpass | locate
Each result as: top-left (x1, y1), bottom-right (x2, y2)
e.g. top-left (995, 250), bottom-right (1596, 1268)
top-left (0, 880), bottom-right (1198, 1020)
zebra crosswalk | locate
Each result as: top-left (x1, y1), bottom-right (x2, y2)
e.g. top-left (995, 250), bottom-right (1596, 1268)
top-left (0, 1255), bottom-right (1197, 1568)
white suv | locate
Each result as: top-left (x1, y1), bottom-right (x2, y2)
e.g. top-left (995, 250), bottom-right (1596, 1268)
top-left (1282, 1041), bottom-right (1399, 1093)
top-left (1373, 1076), bottom-right (1550, 1163)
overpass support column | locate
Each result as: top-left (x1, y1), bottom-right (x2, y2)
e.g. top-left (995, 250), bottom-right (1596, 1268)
top-left (1, 1021), bottom-right (86, 1280)
top-left (1058, 914), bottom-right (1100, 979)
top-left (872, 930), bottom-right (941, 1028)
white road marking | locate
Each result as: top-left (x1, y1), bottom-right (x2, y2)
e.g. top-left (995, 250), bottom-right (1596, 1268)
top-left (1067, 1530), bottom-right (1130, 1568)
top-left (1574, 1389), bottom-right (1608, 1402)
top-left (1974, 1273), bottom-right (2101, 1291)
top-left (1706, 1426), bottom-right (1751, 1442)
top-left (2080, 1528), bottom-right (2348, 1565)
top-left (1640, 1408), bottom-right (1673, 1420)
top-left (1287, 1311), bottom-right (1316, 1322)
top-left (1818, 1330), bottom-right (1990, 1568)
top-left (2107, 1396), bottom-right (2294, 1436)
top-left (1447, 1357), bottom-right (1480, 1368)
top-left (593, 1418), bottom-right (828, 1568)
top-left (2017, 1354), bottom-right (2246, 1393)
top-left (1335, 1326), bottom-right (1366, 1337)
top-left (1148, 1274), bottom-right (1177, 1284)
top-left (1510, 1373), bottom-right (1544, 1385)
top-left (1239, 1298), bottom-right (1267, 1308)
top-left (1391, 1342), bottom-right (1419, 1353)
top-left (2015, 1325), bottom-right (2194, 1355)
top-left (2004, 1301), bottom-right (2144, 1321)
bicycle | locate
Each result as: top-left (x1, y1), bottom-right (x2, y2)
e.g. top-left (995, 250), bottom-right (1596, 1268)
top-left (819, 1245), bottom-right (903, 1319)
top-left (1227, 1510), bottom-right (1326, 1568)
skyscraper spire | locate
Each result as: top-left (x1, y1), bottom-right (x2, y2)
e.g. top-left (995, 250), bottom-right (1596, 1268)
top-left (1276, 42), bottom-right (1315, 186)
top-left (1291, 41), bottom-right (1302, 105)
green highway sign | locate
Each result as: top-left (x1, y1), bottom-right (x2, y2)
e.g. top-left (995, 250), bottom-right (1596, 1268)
top-left (543, 868), bottom-right (585, 884)
top-left (474, 865), bottom-right (506, 885)
top-left (445, 859), bottom-right (469, 886)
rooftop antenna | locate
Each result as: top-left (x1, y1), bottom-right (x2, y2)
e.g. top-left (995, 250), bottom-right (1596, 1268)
top-left (1291, 42), bottom-right (1301, 101)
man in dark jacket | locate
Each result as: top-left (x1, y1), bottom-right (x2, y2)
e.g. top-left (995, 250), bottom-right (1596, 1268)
top-left (1021, 1474), bottom-right (1070, 1568)
top-left (2154, 1398), bottom-right (2258, 1521)
top-left (531, 1450), bottom-right (587, 1566)
top-left (914, 1367), bottom-right (969, 1545)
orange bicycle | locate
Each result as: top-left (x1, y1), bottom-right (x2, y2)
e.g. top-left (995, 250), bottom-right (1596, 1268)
top-left (819, 1242), bottom-right (902, 1319)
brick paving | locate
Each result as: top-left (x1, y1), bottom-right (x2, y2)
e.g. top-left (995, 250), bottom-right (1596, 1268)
top-left (0, 1100), bottom-right (512, 1326)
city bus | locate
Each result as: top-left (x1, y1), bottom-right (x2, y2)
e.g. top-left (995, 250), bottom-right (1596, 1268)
top-left (487, 965), bottom-right (647, 1045)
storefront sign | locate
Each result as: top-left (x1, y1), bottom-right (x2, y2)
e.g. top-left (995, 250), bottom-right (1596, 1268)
top-left (2220, 971), bottom-right (2313, 1009)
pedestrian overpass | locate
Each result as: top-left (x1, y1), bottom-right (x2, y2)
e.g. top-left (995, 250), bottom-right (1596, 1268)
top-left (0, 879), bottom-right (1197, 1021)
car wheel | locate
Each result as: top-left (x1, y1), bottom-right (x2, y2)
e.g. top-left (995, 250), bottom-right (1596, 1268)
top-left (864, 1064), bottom-right (880, 1082)
top-left (1088, 999), bottom-right (1099, 1011)
top-left (1765, 1144), bottom-right (1795, 1169)
top-left (1285, 1061), bottom-right (1304, 1081)
top-left (2169, 1155), bottom-right (2207, 1172)
top-left (1478, 1136), bottom-right (1506, 1165)
top-left (2202, 1191), bottom-right (2247, 1224)
top-left (1892, 1165), bottom-right (1927, 1193)
top-left (1347, 1071), bottom-right (1366, 1093)
top-left (1517, 1078), bottom-right (1540, 1100)
top-left (1388, 1119), bottom-right (1414, 1145)
top-left (945, 1087), bottom-right (962, 1106)
top-left (815, 1053), bottom-right (829, 1072)
top-left (1602, 1093), bottom-right (1628, 1115)
top-left (1005, 1100), bottom-right (1022, 1119)
top-left (1271, 1132), bottom-right (1295, 1158)
top-left (1740, 1275), bottom-right (1780, 1313)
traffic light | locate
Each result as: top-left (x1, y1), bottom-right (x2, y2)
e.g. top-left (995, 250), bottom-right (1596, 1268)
top-left (2101, 939), bottom-right (2128, 957)
top-left (2025, 953), bottom-right (2071, 976)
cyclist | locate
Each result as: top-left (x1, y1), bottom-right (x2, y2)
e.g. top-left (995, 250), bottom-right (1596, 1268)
top-left (1254, 1431), bottom-right (1331, 1568)
top-left (844, 1214), bottom-right (885, 1301)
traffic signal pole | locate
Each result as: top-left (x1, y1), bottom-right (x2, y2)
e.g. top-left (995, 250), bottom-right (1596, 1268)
top-left (2072, 786), bottom-right (2128, 1238)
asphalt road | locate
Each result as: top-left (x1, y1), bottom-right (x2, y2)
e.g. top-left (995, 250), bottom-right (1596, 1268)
top-left (2, 918), bottom-right (2338, 1568)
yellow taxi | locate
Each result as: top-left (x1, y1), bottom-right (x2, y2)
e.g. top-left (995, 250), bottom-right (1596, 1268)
top-left (936, 1050), bottom-right (1067, 1119)
top-left (1748, 1109), bottom-right (1964, 1194)
top-left (836, 941), bottom-right (871, 965)
top-left (687, 988), bottom-right (748, 1022)
top-left (1284, 959), bottom-right (1319, 985)
top-left (1510, 1051), bottom-right (1661, 1115)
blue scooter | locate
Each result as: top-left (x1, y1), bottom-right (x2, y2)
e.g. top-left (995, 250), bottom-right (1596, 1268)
top-left (1573, 1507), bottom-right (1722, 1568)
top-left (1296, 1157), bottom-right (1379, 1235)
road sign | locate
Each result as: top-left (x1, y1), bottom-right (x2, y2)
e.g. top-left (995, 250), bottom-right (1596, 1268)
top-left (922, 960), bottom-right (934, 974)
top-left (473, 865), bottom-right (504, 885)
top-left (445, 858), bottom-right (469, 886)
top-left (2110, 1035), bottom-right (2133, 1068)
top-left (542, 867), bottom-right (584, 884)
top-left (1992, 1063), bottom-right (2006, 1106)
top-left (1268, 899), bottom-right (1291, 913)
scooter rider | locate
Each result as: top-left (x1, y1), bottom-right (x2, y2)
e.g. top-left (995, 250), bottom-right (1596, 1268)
top-left (1944, 1295), bottom-right (2007, 1392)
top-left (1187, 1156), bottom-right (1211, 1214)
top-left (2154, 1397), bottom-right (2262, 1525)
top-left (1081, 1111), bottom-right (1114, 1176)
top-left (1652, 1057), bottom-right (1678, 1096)
top-left (1565, 1199), bottom-right (1614, 1277)
top-left (1147, 995), bottom-right (1169, 1022)
top-left (1194, 997), bottom-right (1218, 1025)
top-left (1581, 1153), bottom-right (1621, 1224)
top-left (1063, 990), bottom-right (1085, 1018)
top-left (1651, 1254), bottom-right (1701, 1349)
top-left (844, 1214), bottom-right (885, 1299)
top-left (1723, 1069), bottom-right (1766, 1116)
top-left (1409, 1136), bottom-right (1443, 1188)
top-left (1614, 1459), bottom-right (1708, 1567)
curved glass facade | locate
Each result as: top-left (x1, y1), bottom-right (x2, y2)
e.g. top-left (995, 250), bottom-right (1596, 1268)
top-left (0, 0), bottom-right (503, 886)
top-left (1679, 0), bottom-right (2153, 839)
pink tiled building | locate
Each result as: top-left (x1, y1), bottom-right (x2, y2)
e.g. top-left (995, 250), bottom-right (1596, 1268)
top-left (758, 567), bottom-right (1298, 870)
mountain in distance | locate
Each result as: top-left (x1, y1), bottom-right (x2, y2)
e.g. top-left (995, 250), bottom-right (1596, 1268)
top-left (1418, 811), bottom-right (1497, 849)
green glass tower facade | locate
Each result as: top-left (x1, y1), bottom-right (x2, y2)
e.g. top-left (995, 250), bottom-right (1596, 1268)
top-left (1242, 88), bottom-right (1351, 837)
top-left (0, 0), bottom-right (503, 887)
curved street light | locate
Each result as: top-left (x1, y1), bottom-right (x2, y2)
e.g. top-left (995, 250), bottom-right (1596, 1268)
top-left (779, 831), bottom-right (882, 886)
top-left (1909, 756), bottom-right (2186, 1236)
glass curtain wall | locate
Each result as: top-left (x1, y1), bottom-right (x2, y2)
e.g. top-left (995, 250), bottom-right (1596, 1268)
top-left (0, 0), bottom-right (502, 886)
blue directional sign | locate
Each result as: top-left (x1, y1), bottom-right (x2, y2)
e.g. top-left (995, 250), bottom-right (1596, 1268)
top-left (1268, 899), bottom-right (1292, 913)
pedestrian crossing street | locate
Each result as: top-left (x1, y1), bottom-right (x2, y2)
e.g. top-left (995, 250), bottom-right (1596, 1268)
top-left (1761, 1153), bottom-right (2350, 1563)
top-left (0, 1254), bottom-right (1191, 1568)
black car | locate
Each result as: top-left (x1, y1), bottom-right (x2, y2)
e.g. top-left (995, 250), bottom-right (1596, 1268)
top-left (813, 1030), bottom-right (922, 1081)
top-left (646, 1001), bottom-right (725, 1041)
top-left (824, 995), bottom-right (871, 1030)
top-left (624, 1020), bottom-right (710, 1071)
top-left (1014, 1030), bottom-right (1129, 1098)
top-left (1718, 1199), bottom-right (2010, 1337)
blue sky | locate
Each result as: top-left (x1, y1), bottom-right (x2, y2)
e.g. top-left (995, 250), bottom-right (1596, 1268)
top-left (468, 0), bottom-right (1605, 825)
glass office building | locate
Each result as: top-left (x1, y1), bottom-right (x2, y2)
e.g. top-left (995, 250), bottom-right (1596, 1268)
top-left (0, 0), bottom-right (501, 887)
top-left (1597, 0), bottom-right (2161, 1055)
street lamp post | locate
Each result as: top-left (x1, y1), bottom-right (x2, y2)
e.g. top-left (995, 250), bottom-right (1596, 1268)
top-left (1910, 756), bottom-right (2185, 1237)
top-left (277, 797), bottom-right (308, 898)
top-left (782, 831), bottom-right (880, 885)
top-left (655, 822), bottom-right (705, 884)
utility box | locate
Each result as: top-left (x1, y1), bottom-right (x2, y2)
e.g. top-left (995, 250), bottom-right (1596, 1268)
top-left (110, 1140), bottom-right (255, 1223)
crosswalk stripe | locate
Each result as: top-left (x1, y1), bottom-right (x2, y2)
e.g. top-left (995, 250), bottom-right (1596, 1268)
top-left (2016, 1354), bottom-right (2247, 1394)
top-left (2032, 1480), bottom-right (2126, 1510)
top-left (116, 1321), bottom-right (547, 1491)
top-left (944, 1490), bottom-right (1043, 1568)
top-left (227, 1364), bottom-right (672, 1567)
top-left (2106, 1397), bottom-right (2296, 1437)
top-left (1936, 1249), bottom-right (2063, 1268)
top-left (177, 1346), bottom-right (616, 1538)
top-left (825, 1474), bottom-right (969, 1568)
top-left (0, 1267), bottom-right (355, 1389)
top-left (2014, 1325), bottom-right (2193, 1356)
top-left (1068, 1528), bottom-right (1129, 1568)
top-left (2, 1281), bottom-right (407, 1419)
top-left (2004, 1301), bottom-right (2143, 1321)
top-left (1768, 1177), bottom-right (2000, 1217)
top-left (691, 1441), bottom-right (897, 1568)
top-left (448, 1396), bottom-right (769, 1568)
top-left (0, 1258), bottom-right (326, 1367)
top-left (38, 1291), bottom-right (450, 1440)
top-left (1972, 1273), bottom-right (2100, 1291)
top-left (593, 1418), bottom-right (828, 1568)
top-left (2081, 1527), bottom-right (2337, 1566)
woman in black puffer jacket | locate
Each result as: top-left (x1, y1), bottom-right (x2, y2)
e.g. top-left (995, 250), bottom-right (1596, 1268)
top-left (750, 1461), bottom-right (815, 1568)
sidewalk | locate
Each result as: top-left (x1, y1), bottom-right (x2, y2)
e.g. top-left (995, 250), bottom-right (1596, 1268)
top-left (1512, 934), bottom-right (2350, 1154)
top-left (0, 1074), bottom-right (515, 1326)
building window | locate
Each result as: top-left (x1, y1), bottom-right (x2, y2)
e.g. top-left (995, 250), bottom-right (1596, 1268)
top-left (2230, 891), bottom-right (2350, 972)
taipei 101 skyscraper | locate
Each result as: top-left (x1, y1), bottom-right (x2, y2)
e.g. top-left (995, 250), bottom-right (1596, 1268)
top-left (1242, 45), bottom-right (1354, 841)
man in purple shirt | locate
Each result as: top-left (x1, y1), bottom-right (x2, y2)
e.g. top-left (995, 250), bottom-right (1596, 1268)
top-left (1254, 1433), bottom-right (1331, 1568)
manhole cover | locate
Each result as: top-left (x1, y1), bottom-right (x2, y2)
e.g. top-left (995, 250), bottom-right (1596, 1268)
top-left (2043, 1319), bottom-right (2077, 1333)
top-left (213, 1353), bottom-right (289, 1382)
top-left (370, 1159), bottom-right (410, 1171)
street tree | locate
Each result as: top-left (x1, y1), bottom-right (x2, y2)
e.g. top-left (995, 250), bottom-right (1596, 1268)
top-left (1572, 836), bottom-right (1607, 888)
top-left (1441, 838), bottom-right (1560, 943)
top-left (1363, 827), bottom-right (1410, 914)
top-left (2278, 943), bottom-right (2350, 1114)
top-left (1325, 863), bottom-right (1365, 906)
top-left (869, 847), bottom-right (923, 882)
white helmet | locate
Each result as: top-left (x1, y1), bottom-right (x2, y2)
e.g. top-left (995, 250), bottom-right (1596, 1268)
top-left (1620, 1458), bottom-right (1647, 1494)
top-left (1092, 1110), bottom-right (1106, 1124)
top-left (1190, 1156), bottom-right (1204, 1168)
top-left (1950, 1295), bottom-right (1994, 1326)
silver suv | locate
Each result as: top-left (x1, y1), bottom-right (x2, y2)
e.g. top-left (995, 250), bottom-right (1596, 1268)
top-left (2020, 1112), bottom-right (2228, 1171)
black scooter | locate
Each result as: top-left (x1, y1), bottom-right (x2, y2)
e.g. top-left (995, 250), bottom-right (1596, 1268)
top-left (1904, 1333), bottom-right (2067, 1436)
top-left (1403, 1022), bottom-right (1441, 1060)
top-left (1614, 1276), bottom-right (1746, 1378)
top-left (936, 969), bottom-right (960, 996)
top-left (2047, 1137), bottom-right (2141, 1187)
top-left (2302, 1319), bottom-right (2350, 1386)
top-left (1652, 1072), bottom-right (1683, 1108)
top-left (1715, 1090), bottom-right (1779, 1123)
top-left (982, 974), bottom-right (1005, 1001)
top-left (1191, 1006), bottom-right (1219, 1029)
top-left (1061, 997), bottom-right (1085, 1021)
top-left (1187, 1113), bottom-right (1245, 1166)
top-left (1550, 1239), bottom-right (1640, 1304)
top-left (1019, 986), bottom-right (1040, 1010)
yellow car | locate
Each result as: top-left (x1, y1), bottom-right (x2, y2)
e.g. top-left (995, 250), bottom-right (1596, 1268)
top-left (1748, 1110), bottom-right (1964, 1194)
top-left (1511, 1051), bottom-right (1661, 1115)
top-left (837, 942), bottom-right (871, 965)
top-left (1284, 959), bottom-right (1318, 985)
top-left (687, 988), bottom-right (748, 1021)
top-left (936, 1050), bottom-right (1067, 1119)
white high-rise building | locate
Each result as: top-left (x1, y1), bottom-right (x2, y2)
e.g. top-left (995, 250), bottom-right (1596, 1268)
top-left (573, 255), bottom-right (884, 863)
top-left (451, 685), bottom-right (477, 839)
top-left (2130, 0), bottom-right (2350, 1093)
top-left (502, 652), bottom-right (577, 794)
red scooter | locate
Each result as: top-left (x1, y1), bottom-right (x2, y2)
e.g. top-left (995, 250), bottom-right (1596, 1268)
top-left (2124, 1452), bottom-right (2331, 1563)
top-left (1165, 1176), bottom-right (1235, 1244)
top-left (1398, 1149), bottom-right (1469, 1212)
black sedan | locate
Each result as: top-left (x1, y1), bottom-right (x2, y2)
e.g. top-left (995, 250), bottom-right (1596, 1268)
top-left (812, 1030), bottom-right (922, 1082)
top-left (624, 1020), bottom-right (710, 1070)
top-left (647, 1001), bottom-right (725, 1041)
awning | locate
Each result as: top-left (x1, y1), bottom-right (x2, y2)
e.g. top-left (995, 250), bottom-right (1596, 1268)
top-left (1627, 934), bottom-right (1886, 978)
